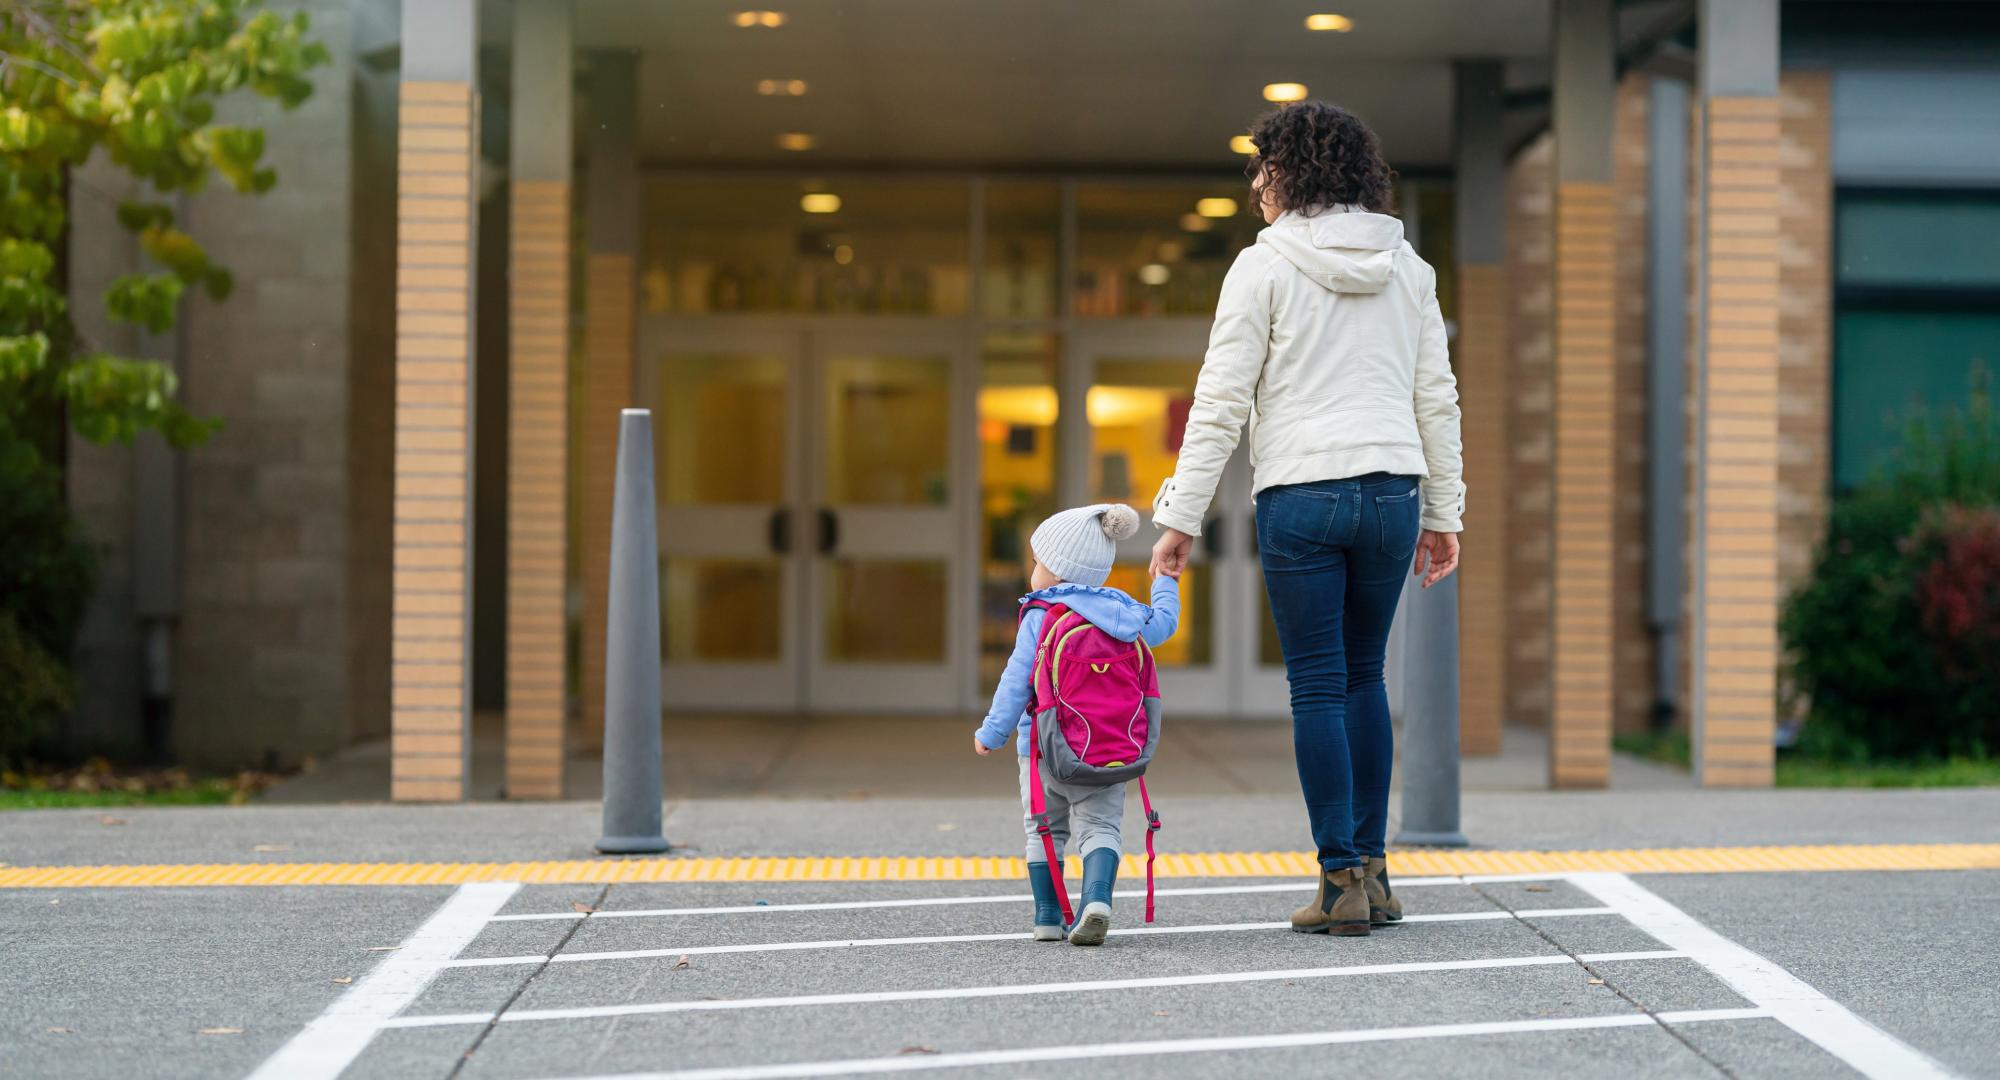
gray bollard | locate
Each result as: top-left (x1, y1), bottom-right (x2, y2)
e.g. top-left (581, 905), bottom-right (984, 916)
top-left (597, 409), bottom-right (671, 855)
top-left (1393, 560), bottom-right (1469, 847)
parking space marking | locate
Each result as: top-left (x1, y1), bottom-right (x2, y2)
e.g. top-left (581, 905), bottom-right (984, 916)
top-left (246, 881), bottom-right (520, 1080)
top-left (484, 876), bottom-right (1479, 922)
top-left (385, 950), bottom-right (1684, 1028)
top-left (532, 1008), bottom-right (1775, 1080)
top-left (1570, 873), bottom-right (1957, 1080)
top-left (445, 907), bottom-right (1619, 968)
top-left (8, 842), bottom-right (1997, 888)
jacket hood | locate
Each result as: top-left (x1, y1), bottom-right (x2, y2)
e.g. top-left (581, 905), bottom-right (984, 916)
top-left (1257, 208), bottom-right (1404, 294)
top-left (1024, 584), bottom-right (1154, 643)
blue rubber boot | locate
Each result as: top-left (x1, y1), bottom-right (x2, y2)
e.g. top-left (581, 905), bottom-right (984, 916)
top-left (1068, 849), bottom-right (1119, 946)
top-left (1027, 861), bottom-right (1066, 941)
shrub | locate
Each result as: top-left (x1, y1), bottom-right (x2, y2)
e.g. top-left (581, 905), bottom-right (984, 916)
top-left (0, 609), bottom-right (72, 766)
top-left (1782, 375), bottom-right (2000, 760)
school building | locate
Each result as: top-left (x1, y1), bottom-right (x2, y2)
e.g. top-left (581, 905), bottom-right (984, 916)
top-left (62, 1), bottom-right (2000, 798)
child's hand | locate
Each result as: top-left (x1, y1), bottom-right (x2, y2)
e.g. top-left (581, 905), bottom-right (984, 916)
top-left (973, 736), bottom-right (992, 756)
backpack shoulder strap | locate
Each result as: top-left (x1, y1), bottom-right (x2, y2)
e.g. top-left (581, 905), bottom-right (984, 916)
top-left (1016, 598), bottom-right (1054, 628)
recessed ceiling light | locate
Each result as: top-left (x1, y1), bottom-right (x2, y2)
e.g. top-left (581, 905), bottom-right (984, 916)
top-left (756, 79), bottom-right (808, 96)
top-left (1263, 82), bottom-right (1309, 103)
top-left (833, 244), bottom-right (855, 265)
top-left (1138, 264), bottom-right (1171, 286)
top-left (801, 193), bottom-right (841, 214)
top-left (1196, 197), bottom-right (1239, 219)
top-left (733, 11), bottom-right (787, 28)
top-left (1230, 135), bottom-right (1257, 155)
top-left (1304, 14), bottom-right (1354, 32)
top-left (776, 132), bottom-right (816, 151)
top-left (1179, 213), bottom-right (1213, 233)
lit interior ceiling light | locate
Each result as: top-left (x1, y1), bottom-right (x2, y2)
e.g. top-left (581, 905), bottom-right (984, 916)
top-left (757, 79), bottom-right (808, 96)
top-left (1230, 135), bottom-right (1257, 155)
top-left (801, 193), bottom-right (841, 214)
top-left (776, 132), bottom-right (816, 151)
top-left (733, 11), bottom-right (787, 28)
top-left (1138, 264), bottom-right (1172, 286)
top-left (1262, 82), bottom-right (1309, 103)
top-left (1304, 14), bottom-right (1354, 32)
top-left (833, 244), bottom-right (854, 265)
top-left (1195, 197), bottom-right (1238, 218)
top-left (1179, 213), bottom-right (1213, 233)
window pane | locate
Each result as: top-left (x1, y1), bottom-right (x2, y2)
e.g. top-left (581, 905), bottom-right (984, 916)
top-left (656, 354), bottom-right (787, 505)
top-left (984, 183), bottom-right (1061, 320)
top-left (1074, 182), bottom-right (1262, 317)
top-left (825, 560), bottom-right (947, 662)
top-left (1838, 194), bottom-right (2000, 289)
top-left (1087, 358), bottom-right (1200, 504)
top-left (644, 178), bottom-right (970, 314)
top-left (662, 558), bottom-right (782, 662)
top-left (979, 331), bottom-right (1060, 685)
top-left (1833, 309), bottom-right (2000, 487)
top-left (1104, 563), bottom-right (1211, 667)
top-left (823, 355), bottom-right (952, 505)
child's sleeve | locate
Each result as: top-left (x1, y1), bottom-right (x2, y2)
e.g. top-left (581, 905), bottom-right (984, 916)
top-left (974, 608), bottom-right (1044, 750)
top-left (1140, 575), bottom-right (1181, 648)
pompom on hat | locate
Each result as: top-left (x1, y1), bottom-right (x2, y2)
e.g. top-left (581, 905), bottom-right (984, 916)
top-left (1029, 503), bottom-right (1139, 588)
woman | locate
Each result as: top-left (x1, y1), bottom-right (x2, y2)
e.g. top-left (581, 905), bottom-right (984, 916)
top-left (1149, 101), bottom-right (1464, 937)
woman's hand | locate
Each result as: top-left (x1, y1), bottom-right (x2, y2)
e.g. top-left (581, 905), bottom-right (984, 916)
top-left (1150, 527), bottom-right (1193, 580)
top-left (1413, 530), bottom-right (1460, 588)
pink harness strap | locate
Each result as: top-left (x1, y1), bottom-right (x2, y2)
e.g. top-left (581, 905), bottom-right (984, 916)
top-left (1137, 776), bottom-right (1159, 923)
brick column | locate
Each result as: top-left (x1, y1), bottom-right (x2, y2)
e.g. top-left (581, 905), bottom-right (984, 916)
top-left (1692, 0), bottom-right (1782, 786)
top-left (1454, 61), bottom-right (1509, 757)
top-left (580, 54), bottom-right (641, 748)
top-left (504, 0), bottom-right (574, 799)
top-left (391, 0), bottom-right (479, 801)
top-left (1549, 0), bottom-right (1618, 788)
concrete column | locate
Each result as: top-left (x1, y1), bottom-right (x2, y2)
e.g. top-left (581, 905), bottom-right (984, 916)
top-left (1453, 60), bottom-right (1509, 758)
top-left (1691, 0), bottom-right (1781, 787)
top-left (1646, 77), bottom-right (1690, 725)
top-left (391, 0), bottom-right (479, 801)
top-left (1549, 0), bottom-right (1618, 789)
top-left (504, 0), bottom-right (574, 799)
top-left (580, 53), bottom-right (641, 748)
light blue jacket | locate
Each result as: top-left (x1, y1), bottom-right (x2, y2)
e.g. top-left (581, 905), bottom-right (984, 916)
top-left (974, 578), bottom-right (1181, 755)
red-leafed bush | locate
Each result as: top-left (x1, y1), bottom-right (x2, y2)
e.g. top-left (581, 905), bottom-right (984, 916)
top-left (1912, 506), bottom-right (2000, 701)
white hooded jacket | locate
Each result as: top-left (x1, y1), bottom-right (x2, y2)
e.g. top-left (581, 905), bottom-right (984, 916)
top-left (1152, 207), bottom-right (1465, 535)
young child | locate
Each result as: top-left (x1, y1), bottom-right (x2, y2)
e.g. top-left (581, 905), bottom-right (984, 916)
top-left (974, 503), bottom-right (1178, 946)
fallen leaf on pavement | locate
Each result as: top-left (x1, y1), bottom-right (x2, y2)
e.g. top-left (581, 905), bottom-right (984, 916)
top-left (674, 955), bottom-right (691, 969)
top-left (332, 977), bottom-right (353, 985)
top-left (1153, 1010), bottom-right (1170, 1017)
top-left (48, 899), bottom-right (58, 905)
top-left (935, 823), bottom-right (957, 832)
top-left (571, 901), bottom-right (598, 914)
top-left (898, 1046), bottom-right (940, 1056)
top-left (46, 1027), bottom-right (72, 1034)
top-left (98, 816), bottom-right (127, 826)
top-left (198, 1028), bottom-right (243, 1036)
top-left (1523, 885), bottom-right (1552, 893)
top-left (252, 844), bottom-right (290, 853)
top-left (1587, 978), bottom-right (1605, 986)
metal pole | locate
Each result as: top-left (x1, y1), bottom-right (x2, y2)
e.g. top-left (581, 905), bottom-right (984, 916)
top-left (597, 409), bottom-right (670, 854)
top-left (1394, 560), bottom-right (1468, 847)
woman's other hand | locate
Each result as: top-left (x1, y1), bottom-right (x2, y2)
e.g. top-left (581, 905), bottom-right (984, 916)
top-left (1413, 530), bottom-right (1460, 588)
top-left (1150, 527), bottom-right (1193, 580)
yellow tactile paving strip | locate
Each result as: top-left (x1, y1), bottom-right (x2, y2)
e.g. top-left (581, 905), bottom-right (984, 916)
top-left (1, 844), bottom-right (1996, 889)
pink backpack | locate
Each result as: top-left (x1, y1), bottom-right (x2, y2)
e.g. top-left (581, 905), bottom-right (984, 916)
top-left (1023, 600), bottom-right (1163, 924)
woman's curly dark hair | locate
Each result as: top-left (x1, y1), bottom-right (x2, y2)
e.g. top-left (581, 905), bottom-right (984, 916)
top-left (1246, 102), bottom-right (1396, 215)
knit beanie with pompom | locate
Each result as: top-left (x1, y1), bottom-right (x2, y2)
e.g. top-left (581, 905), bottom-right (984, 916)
top-left (1029, 503), bottom-right (1139, 588)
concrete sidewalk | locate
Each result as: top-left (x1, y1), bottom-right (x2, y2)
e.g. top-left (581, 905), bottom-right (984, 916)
top-left (262, 717), bottom-right (1694, 804)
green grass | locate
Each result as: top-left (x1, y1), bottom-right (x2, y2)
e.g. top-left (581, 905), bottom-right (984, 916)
top-left (1615, 730), bottom-right (2000, 788)
top-left (0, 780), bottom-right (247, 810)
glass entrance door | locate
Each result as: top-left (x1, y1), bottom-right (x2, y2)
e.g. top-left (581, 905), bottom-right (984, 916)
top-left (648, 328), bottom-right (803, 710)
top-left (805, 327), bottom-right (964, 711)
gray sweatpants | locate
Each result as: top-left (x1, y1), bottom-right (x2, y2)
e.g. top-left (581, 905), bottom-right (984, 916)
top-left (1019, 755), bottom-right (1125, 864)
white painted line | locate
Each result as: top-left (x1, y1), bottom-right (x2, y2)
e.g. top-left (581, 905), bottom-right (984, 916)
top-left (445, 907), bottom-right (1620, 969)
top-left (530, 1007), bottom-right (1772, 1080)
top-left (484, 875), bottom-right (1529, 922)
top-left (387, 949), bottom-right (1683, 1028)
top-left (1570, 873), bottom-right (1960, 1080)
top-left (248, 881), bottom-right (522, 1080)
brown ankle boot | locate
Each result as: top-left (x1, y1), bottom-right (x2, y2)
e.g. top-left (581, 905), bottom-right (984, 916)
top-left (1363, 856), bottom-right (1403, 925)
top-left (1289, 866), bottom-right (1371, 936)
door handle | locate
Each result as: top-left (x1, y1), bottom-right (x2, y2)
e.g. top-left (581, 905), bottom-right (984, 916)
top-left (817, 508), bottom-right (839, 555)
top-left (1202, 515), bottom-right (1223, 559)
top-left (768, 507), bottom-right (792, 555)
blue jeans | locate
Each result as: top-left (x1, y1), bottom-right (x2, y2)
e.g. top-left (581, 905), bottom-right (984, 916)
top-left (1255, 473), bottom-right (1422, 872)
